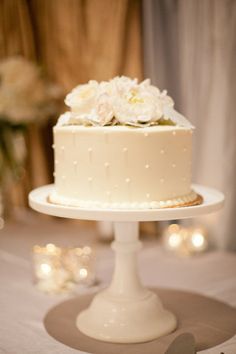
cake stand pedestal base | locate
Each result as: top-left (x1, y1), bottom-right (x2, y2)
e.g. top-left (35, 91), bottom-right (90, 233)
top-left (76, 222), bottom-right (176, 343)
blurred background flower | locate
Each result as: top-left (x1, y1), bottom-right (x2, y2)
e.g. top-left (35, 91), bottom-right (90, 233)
top-left (0, 56), bottom-right (62, 220)
top-left (0, 56), bottom-right (60, 123)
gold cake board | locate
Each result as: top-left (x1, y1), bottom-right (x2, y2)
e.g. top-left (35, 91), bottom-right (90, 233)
top-left (47, 192), bottom-right (203, 209)
top-left (163, 193), bottom-right (203, 208)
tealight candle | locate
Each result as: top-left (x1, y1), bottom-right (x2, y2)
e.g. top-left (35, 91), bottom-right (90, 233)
top-left (188, 228), bottom-right (208, 253)
top-left (63, 246), bottom-right (95, 286)
top-left (163, 224), bottom-right (208, 257)
top-left (33, 243), bottom-right (96, 293)
top-left (33, 244), bottom-right (72, 294)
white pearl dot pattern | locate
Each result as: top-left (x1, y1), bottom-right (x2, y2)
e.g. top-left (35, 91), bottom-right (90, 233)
top-left (52, 124), bottom-right (193, 209)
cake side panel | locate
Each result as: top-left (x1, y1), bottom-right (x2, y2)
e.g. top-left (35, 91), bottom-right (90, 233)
top-left (53, 126), bottom-right (193, 205)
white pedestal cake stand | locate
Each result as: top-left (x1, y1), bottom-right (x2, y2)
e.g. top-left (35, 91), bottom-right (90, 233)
top-left (29, 184), bottom-right (224, 344)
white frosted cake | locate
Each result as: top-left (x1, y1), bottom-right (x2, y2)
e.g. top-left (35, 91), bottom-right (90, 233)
top-left (50, 77), bottom-right (200, 209)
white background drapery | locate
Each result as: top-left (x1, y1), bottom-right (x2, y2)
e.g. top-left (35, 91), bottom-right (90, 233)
top-left (143, 0), bottom-right (236, 250)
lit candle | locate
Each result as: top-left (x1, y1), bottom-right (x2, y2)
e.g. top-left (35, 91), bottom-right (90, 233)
top-left (33, 244), bottom-right (72, 294)
top-left (188, 228), bottom-right (208, 253)
top-left (163, 224), bottom-right (208, 257)
top-left (33, 244), bottom-right (96, 293)
top-left (63, 246), bottom-right (95, 286)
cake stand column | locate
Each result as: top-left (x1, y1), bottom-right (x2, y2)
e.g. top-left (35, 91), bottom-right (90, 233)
top-left (108, 222), bottom-right (147, 297)
top-left (76, 221), bottom-right (177, 343)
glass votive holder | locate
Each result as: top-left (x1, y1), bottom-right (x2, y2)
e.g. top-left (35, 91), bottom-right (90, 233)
top-left (187, 227), bottom-right (208, 254)
top-left (163, 224), bottom-right (208, 257)
top-left (33, 244), bottom-right (73, 294)
top-left (62, 246), bottom-right (96, 287)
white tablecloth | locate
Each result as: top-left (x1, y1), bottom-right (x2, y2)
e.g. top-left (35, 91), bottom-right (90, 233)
top-left (0, 212), bottom-right (236, 354)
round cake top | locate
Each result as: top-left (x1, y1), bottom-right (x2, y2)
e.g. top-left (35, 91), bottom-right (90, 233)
top-left (57, 76), bottom-right (193, 129)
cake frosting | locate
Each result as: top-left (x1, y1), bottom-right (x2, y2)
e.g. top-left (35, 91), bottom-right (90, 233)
top-left (50, 77), bottom-right (198, 209)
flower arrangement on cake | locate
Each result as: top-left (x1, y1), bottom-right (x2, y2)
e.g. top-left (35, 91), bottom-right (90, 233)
top-left (58, 76), bottom-right (192, 128)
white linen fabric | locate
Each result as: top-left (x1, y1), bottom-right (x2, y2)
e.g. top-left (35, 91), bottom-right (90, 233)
top-left (0, 214), bottom-right (236, 353)
top-left (142, 0), bottom-right (236, 250)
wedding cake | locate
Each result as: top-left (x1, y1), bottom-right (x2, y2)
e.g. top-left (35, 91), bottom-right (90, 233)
top-left (50, 76), bottom-right (200, 209)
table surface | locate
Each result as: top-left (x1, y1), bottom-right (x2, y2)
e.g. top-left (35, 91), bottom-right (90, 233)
top-left (0, 211), bottom-right (236, 354)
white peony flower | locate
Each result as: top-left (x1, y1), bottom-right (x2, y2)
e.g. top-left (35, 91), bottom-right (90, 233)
top-left (65, 80), bottom-right (98, 115)
top-left (112, 77), bottom-right (173, 125)
top-left (113, 93), bottom-right (158, 125)
top-left (65, 80), bottom-right (114, 126)
top-left (57, 112), bottom-right (72, 126)
top-left (95, 92), bottom-right (114, 125)
top-left (109, 76), bottom-right (138, 96)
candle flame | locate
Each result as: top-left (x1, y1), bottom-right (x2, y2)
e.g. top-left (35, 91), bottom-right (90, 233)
top-left (79, 268), bottom-right (88, 279)
top-left (40, 263), bottom-right (52, 275)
